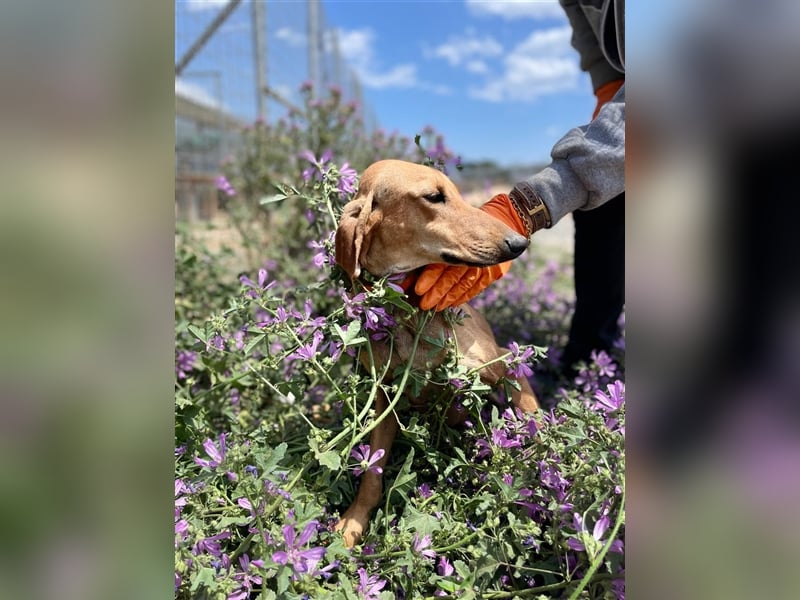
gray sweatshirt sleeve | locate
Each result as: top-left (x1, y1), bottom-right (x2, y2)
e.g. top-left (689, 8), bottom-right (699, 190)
top-left (560, 0), bottom-right (624, 91)
top-left (524, 83), bottom-right (625, 225)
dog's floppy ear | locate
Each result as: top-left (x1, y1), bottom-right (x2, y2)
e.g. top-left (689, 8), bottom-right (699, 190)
top-left (335, 191), bottom-right (374, 281)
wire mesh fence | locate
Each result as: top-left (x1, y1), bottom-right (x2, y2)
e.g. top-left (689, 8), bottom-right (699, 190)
top-left (175, 0), bottom-right (364, 221)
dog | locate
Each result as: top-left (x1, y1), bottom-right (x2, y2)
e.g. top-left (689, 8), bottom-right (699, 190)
top-left (333, 159), bottom-right (539, 547)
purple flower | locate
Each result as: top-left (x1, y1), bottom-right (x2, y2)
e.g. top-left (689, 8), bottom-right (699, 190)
top-left (594, 380), bottom-right (625, 412)
top-left (505, 342), bottom-right (535, 379)
top-left (174, 519), bottom-right (189, 545)
top-left (240, 268), bottom-right (275, 298)
top-left (176, 350), bottom-right (196, 380)
top-left (356, 567), bottom-right (387, 599)
top-left (514, 487), bottom-right (545, 519)
top-left (228, 554), bottom-right (264, 600)
top-left (300, 149), bottom-right (332, 182)
top-left (191, 530), bottom-right (231, 558)
top-left (338, 161), bottom-right (358, 197)
top-left (343, 291), bottom-right (367, 319)
top-left (611, 574), bottom-right (626, 600)
top-left (206, 335), bottom-right (226, 352)
top-left (476, 424), bottom-right (523, 459)
top-left (215, 175), bottom-right (236, 197)
top-left (286, 330), bottom-right (324, 363)
top-left (538, 460), bottom-right (570, 502)
top-left (437, 556), bottom-right (454, 576)
top-left (264, 479), bottom-right (292, 501)
top-left (491, 427), bottom-right (522, 450)
top-left (295, 299), bottom-right (327, 336)
top-left (574, 350), bottom-right (617, 392)
top-left (567, 512), bottom-right (624, 555)
top-left (308, 239), bottom-right (328, 269)
top-left (413, 533), bottom-right (437, 560)
top-left (271, 521), bottom-right (327, 575)
top-left (237, 497), bottom-right (265, 518)
top-left (592, 350), bottom-right (617, 378)
top-left (350, 443), bottom-right (385, 477)
top-left (417, 483), bottom-right (433, 499)
top-left (364, 305), bottom-right (396, 337)
top-left (194, 433), bottom-right (227, 469)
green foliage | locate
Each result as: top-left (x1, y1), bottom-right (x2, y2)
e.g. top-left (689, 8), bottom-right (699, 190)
top-left (175, 98), bottom-right (624, 599)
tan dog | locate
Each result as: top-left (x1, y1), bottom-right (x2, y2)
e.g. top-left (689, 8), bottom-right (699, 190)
top-left (333, 159), bottom-right (539, 547)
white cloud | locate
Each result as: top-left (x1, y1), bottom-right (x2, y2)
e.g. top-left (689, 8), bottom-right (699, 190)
top-left (175, 78), bottom-right (226, 110)
top-left (185, 0), bottom-right (230, 13)
top-left (337, 28), bottom-right (418, 89)
top-left (469, 26), bottom-right (581, 102)
top-left (275, 27), bottom-right (306, 48)
top-left (337, 28), bottom-right (374, 61)
top-left (466, 60), bottom-right (489, 74)
top-left (465, 0), bottom-right (567, 21)
top-left (429, 34), bottom-right (503, 67)
top-left (515, 25), bottom-right (573, 56)
top-left (419, 82), bottom-right (454, 96)
top-left (362, 64), bottom-right (418, 89)
top-left (271, 83), bottom-right (294, 101)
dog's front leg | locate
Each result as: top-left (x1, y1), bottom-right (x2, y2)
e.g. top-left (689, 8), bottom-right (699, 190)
top-left (334, 389), bottom-right (398, 547)
top-left (510, 374), bottom-right (539, 412)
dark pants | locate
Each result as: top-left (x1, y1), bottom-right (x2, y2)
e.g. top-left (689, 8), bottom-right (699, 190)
top-left (561, 192), bottom-right (625, 372)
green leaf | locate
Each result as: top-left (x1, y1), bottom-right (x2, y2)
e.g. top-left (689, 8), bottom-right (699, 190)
top-left (384, 293), bottom-right (415, 314)
top-left (215, 515), bottom-right (250, 528)
top-left (276, 566), bottom-right (290, 595)
top-left (256, 442), bottom-right (287, 476)
top-left (259, 193), bottom-right (288, 205)
top-left (403, 507), bottom-right (439, 534)
top-left (175, 396), bottom-right (193, 409)
top-left (316, 449), bottom-right (342, 471)
top-left (189, 566), bottom-right (215, 593)
top-left (187, 324), bottom-right (208, 344)
top-left (243, 333), bottom-right (266, 355)
top-left (558, 401), bottom-right (586, 419)
top-left (333, 320), bottom-right (367, 347)
top-left (454, 560), bottom-right (472, 580)
top-left (384, 448), bottom-right (418, 509)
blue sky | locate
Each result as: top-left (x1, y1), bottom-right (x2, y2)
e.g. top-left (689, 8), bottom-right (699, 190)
top-left (177, 1), bottom-right (603, 167)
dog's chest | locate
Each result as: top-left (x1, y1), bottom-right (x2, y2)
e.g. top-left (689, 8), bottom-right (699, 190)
top-left (363, 306), bottom-right (507, 381)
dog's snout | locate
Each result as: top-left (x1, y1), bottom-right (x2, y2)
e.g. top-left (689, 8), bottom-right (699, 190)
top-left (505, 233), bottom-right (529, 258)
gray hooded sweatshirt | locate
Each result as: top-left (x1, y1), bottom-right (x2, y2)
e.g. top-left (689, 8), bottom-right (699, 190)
top-left (523, 0), bottom-right (625, 225)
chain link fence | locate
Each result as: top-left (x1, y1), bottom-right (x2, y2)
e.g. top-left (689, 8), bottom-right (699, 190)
top-left (175, 0), bottom-right (365, 221)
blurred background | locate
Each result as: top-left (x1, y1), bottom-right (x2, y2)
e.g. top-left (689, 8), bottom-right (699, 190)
top-left (1, 0), bottom-right (800, 598)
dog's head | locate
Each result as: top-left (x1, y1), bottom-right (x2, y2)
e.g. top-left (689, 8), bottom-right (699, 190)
top-left (335, 159), bottom-right (529, 280)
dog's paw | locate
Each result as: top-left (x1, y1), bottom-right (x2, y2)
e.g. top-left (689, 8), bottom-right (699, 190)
top-left (333, 506), bottom-right (370, 548)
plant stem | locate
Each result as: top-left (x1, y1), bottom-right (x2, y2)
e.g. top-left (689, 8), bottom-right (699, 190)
top-left (566, 484), bottom-right (626, 600)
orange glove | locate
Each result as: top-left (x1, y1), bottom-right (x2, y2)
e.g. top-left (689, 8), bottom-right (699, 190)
top-left (413, 194), bottom-right (527, 311)
top-left (592, 78), bottom-right (624, 119)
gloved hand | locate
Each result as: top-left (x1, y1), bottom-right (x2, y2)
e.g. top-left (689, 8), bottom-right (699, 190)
top-left (592, 78), bottom-right (624, 119)
top-left (413, 193), bottom-right (527, 311)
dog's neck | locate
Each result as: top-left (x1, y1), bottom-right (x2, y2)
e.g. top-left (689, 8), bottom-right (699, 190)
top-left (352, 268), bottom-right (423, 308)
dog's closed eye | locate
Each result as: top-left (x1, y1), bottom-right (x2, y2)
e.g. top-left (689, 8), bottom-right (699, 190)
top-left (423, 191), bottom-right (446, 204)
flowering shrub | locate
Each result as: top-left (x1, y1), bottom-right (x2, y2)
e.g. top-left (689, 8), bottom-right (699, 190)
top-left (176, 144), bottom-right (624, 598)
top-left (214, 82), bottom-right (459, 271)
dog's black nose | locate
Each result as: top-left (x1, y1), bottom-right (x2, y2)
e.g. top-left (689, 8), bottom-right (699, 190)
top-left (505, 233), bottom-right (529, 257)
